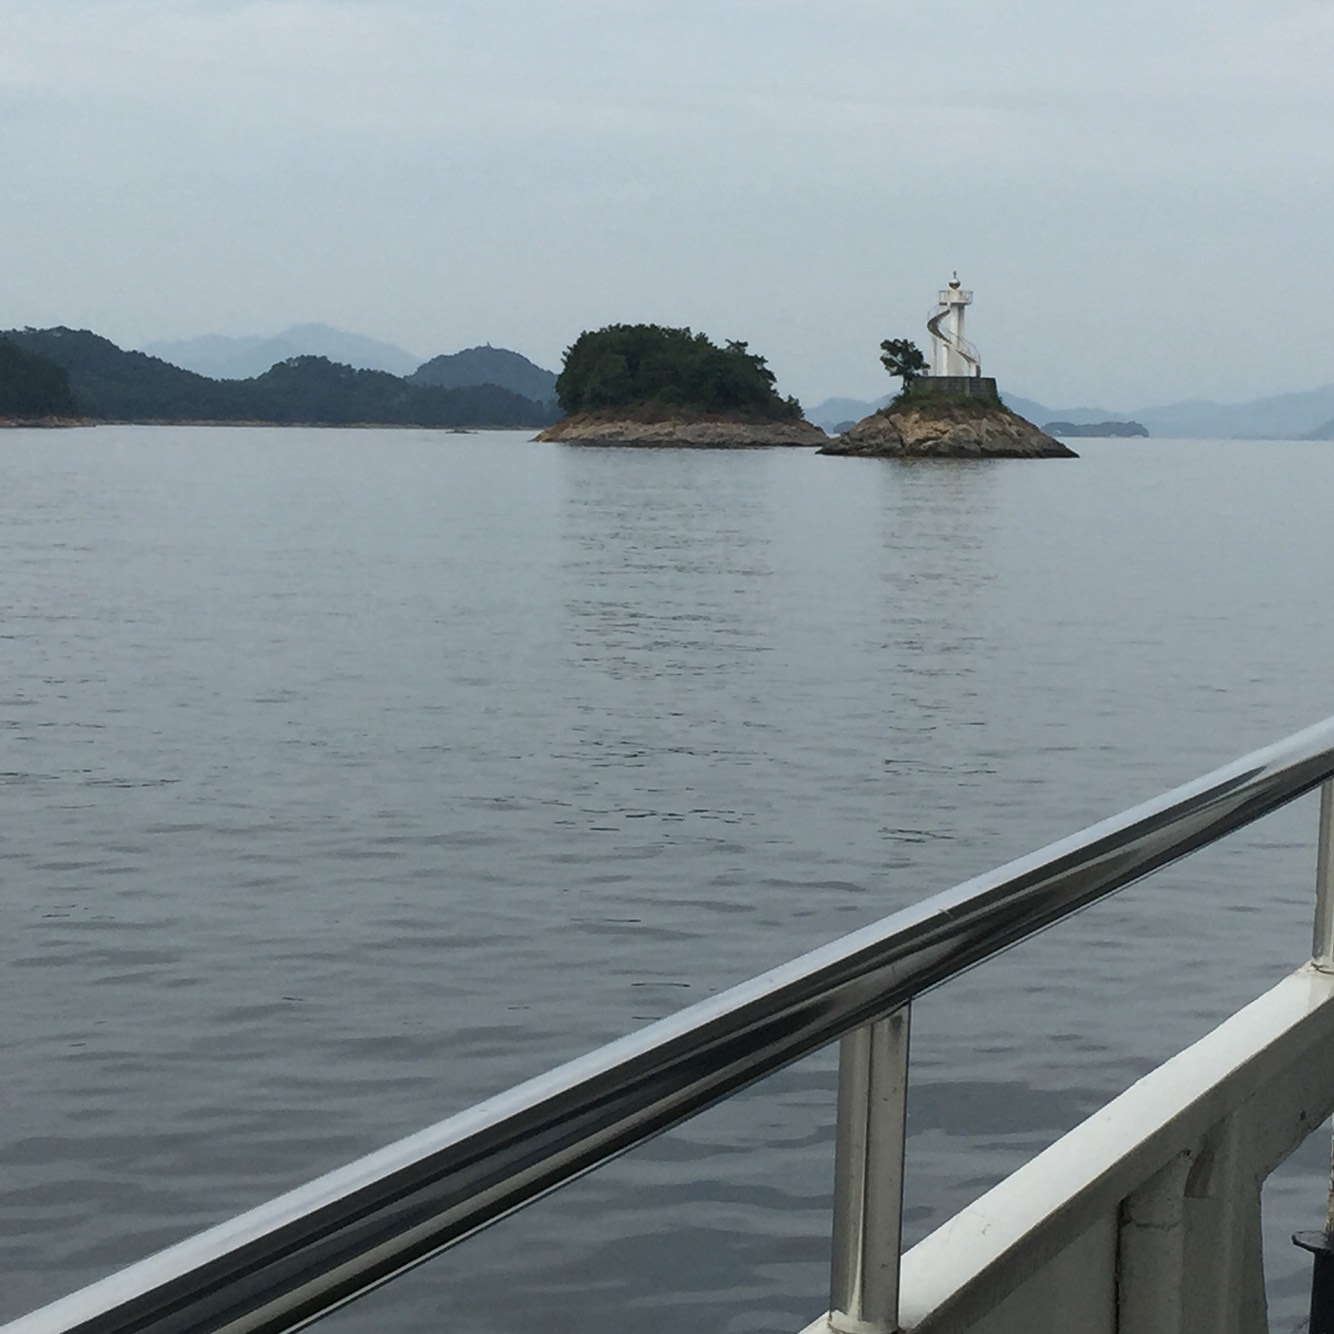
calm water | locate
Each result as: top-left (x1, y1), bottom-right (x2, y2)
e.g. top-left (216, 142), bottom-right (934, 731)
top-left (3, 426), bottom-right (1333, 1331)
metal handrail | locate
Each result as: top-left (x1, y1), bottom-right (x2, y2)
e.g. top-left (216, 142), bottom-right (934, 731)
top-left (925, 304), bottom-right (981, 373)
top-left (12, 715), bottom-right (1334, 1334)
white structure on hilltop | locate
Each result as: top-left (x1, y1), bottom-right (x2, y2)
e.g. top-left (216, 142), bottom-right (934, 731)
top-left (927, 273), bottom-right (983, 377)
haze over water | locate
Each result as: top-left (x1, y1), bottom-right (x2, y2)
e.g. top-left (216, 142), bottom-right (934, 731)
top-left (3, 427), bottom-right (1332, 1331)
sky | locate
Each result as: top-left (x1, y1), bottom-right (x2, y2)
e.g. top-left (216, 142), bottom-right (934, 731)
top-left (4, 0), bottom-right (1333, 410)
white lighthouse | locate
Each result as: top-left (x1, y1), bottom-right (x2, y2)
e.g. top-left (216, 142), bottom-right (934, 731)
top-left (927, 274), bottom-right (982, 378)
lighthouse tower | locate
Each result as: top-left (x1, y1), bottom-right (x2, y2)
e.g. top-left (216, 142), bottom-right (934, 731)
top-left (927, 274), bottom-right (982, 378)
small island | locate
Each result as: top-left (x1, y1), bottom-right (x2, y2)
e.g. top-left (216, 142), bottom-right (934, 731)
top-left (821, 279), bottom-right (1076, 460)
top-left (1043, 420), bottom-right (1148, 438)
top-left (823, 381), bottom-right (1076, 458)
top-left (536, 324), bottom-right (827, 447)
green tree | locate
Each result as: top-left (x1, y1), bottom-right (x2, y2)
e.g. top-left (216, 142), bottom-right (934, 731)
top-left (879, 338), bottom-right (929, 388)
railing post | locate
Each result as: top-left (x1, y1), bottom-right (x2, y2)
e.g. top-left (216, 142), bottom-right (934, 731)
top-left (1291, 784), bottom-right (1334, 1329)
top-left (1118, 1151), bottom-right (1191, 1333)
top-left (1314, 779), bottom-right (1334, 970)
top-left (828, 1007), bottom-right (910, 1334)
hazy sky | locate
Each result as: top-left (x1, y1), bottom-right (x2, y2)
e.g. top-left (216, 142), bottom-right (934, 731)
top-left (4, 0), bottom-right (1332, 409)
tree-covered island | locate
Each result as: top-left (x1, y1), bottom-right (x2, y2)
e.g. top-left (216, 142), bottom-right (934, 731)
top-left (538, 324), bottom-right (827, 447)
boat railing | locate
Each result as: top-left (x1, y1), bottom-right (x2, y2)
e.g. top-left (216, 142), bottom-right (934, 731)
top-left (11, 716), bottom-right (1334, 1334)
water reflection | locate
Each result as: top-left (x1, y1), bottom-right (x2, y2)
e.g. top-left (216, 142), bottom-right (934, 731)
top-left (558, 448), bottom-right (776, 684)
top-left (872, 460), bottom-right (999, 686)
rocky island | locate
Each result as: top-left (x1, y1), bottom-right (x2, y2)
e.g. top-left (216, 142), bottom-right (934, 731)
top-left (536, 323), bottom-right (825, 447)
top-left (821, 281), bottom-right (1076, 459)
top-left (822, 379), bottom-right (1076, 459)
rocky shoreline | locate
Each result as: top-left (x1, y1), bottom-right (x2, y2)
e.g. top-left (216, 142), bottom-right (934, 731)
top-left (537, 411), bottom-right (827, 448)
top-left (821, 398), bottom-right (1076, 459)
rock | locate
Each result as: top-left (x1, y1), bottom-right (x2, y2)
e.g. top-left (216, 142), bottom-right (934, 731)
top-left (0, 415), bottom-right (89, 429)
top-left (821, 399), bottom-right (1077, 459)
top-left (536, 410), bottom-right (827, 448)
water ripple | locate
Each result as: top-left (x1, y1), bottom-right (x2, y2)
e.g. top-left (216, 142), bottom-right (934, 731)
top-left (2, 431), bottom-right (1332, 1329)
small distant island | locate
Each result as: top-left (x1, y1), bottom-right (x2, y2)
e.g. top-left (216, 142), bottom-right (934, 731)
top-left (1042, 420), bottom-right (1149, 438)
top-left (536, 324), bottom-right (827, 447)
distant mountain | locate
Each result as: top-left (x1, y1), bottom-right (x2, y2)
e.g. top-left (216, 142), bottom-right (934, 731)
top-left (141, 324), bottom-right (421, 379)
top-left (3, 328), bottom-right (558, 428)
top-left (243, 358), bottom-right (557, 428)
top-left (807, 393), bottom-right (895, 431)
top-left (999, 393), bottom-right (1060, 423)
top-left (1133, 386), bottom-right (1334, 439)
top-left (1006, 388), bottom-right (1334, 439)
top-left (13, 328), bottom-right (250, 420)
top-left (410, 345), bottom-right (557, 404)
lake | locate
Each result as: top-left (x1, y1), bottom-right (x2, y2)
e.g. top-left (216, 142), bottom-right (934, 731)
top-left (3, 425), bottom-right (1332, 1332)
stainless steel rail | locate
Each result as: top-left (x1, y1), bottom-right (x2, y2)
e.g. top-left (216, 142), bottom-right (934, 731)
top-left (12, 715), bottom-right (1334, 1334)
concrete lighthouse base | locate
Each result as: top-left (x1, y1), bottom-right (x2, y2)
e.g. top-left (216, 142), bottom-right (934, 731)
top-left (908, 375), bottom-right (1002, 403)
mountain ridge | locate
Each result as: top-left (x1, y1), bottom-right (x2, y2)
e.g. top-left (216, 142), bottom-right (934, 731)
top-left (141, 324), bottom-right (422, 380)
top-left (411, 345), bottom-right (557, 404)
top-left (3, 328), bottom-right (557, 428)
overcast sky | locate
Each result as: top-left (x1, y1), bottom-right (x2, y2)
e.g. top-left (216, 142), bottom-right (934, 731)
top-left (4, 0), bottom-right (1332, 409)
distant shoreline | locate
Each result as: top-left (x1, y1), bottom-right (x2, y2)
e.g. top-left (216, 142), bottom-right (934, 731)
top-left (0, 329), bottom-right (561, 432)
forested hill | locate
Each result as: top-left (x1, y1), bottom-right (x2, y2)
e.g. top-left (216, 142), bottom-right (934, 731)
top-left (1, 328), bottom-right (559, 428)
top-left (243, 357), bottom-right (557, 427)
top-left (410, 345), bottom-right (557, 405)
top-left (0, 337), bottom-right (78, 418)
